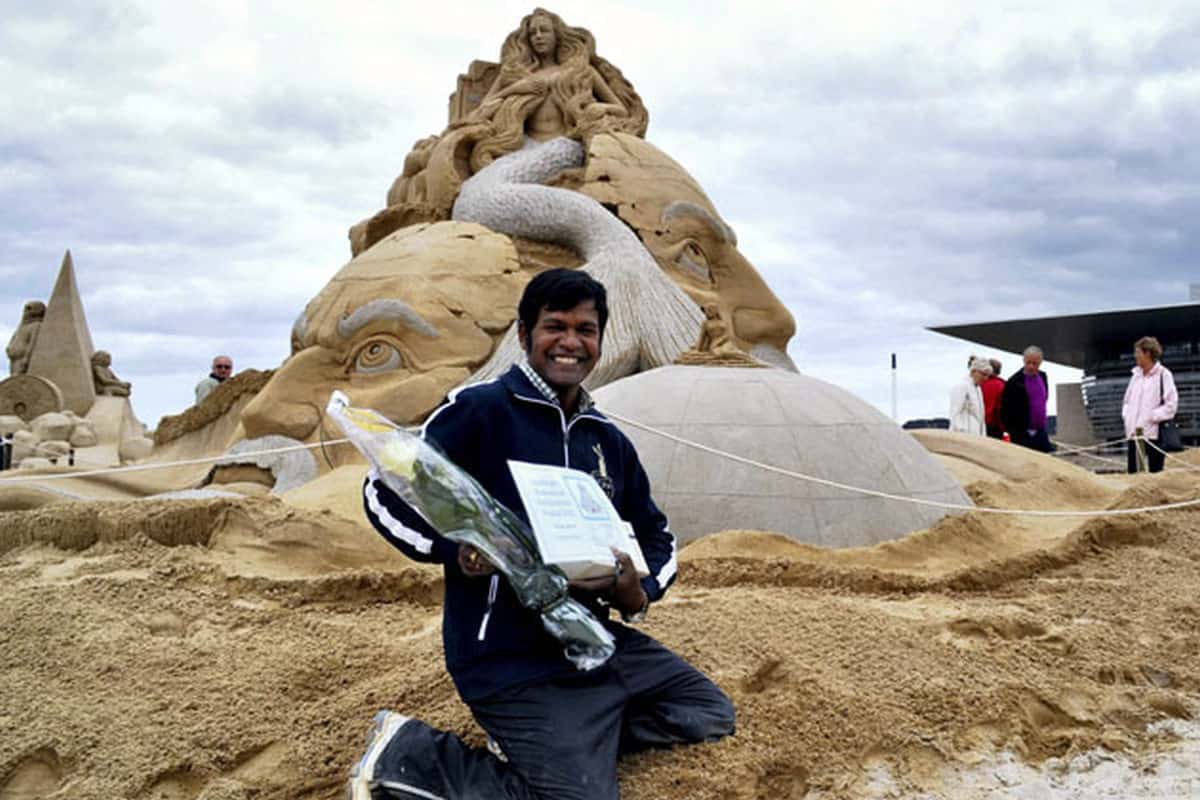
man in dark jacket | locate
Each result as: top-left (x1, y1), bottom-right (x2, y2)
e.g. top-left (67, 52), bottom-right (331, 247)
top-left (348, 269), bottom-right (735, 800)
top-left (999, 346), bottom-right (1055, 452)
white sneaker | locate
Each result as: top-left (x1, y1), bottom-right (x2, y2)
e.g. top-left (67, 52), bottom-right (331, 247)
top-left (346, 710), bottom-right (413, 800)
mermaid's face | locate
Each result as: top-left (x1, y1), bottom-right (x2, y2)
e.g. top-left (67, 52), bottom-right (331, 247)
top-left (528, 15), bottom-right (557, 57)
top-left (239, 222), bottom-right (525, 443)
top-left (580, 133), bottom-right (796, 368)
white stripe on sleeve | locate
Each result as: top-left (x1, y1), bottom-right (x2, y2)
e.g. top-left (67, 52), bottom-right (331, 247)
top-left (654, 532), bottom-right (677, 590)
top-left (364, 477), bottom-right (434, 555)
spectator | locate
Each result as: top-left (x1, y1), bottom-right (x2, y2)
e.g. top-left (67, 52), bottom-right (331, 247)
top-left (1122, 336), bottom-right (1178, 473)
top-left (982, 358), bottom-right (1006, 439)
top-left (195, 355), bottom-right (233, 405)
top-left (950, 357), bottom-right (990, 436)
top-left (1000, 346), bottom-right (1054, 452)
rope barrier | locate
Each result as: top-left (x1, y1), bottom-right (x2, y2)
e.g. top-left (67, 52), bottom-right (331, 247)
top-left (1, 412), bottom-right (1196, 520)
top-left (1143, 438), bottom-right (1200, 473)
top-left (603, 410), bottom-right (1200, 518)
top-left (0, 437), bottom-right (354, 484)
top-left (1050, 435), bottom-right (1134, 456)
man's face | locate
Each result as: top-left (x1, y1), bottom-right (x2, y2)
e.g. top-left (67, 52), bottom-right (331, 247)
top-left (520, 300), bottom-right (601, 392)
top-left (212, 358), bottom-right (232, 376)
top-left (1023, 353), bottom-right (1042, 374)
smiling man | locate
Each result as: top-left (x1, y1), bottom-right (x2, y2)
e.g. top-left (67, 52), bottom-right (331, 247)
top-left (350, 268), bottom-right (735, 800)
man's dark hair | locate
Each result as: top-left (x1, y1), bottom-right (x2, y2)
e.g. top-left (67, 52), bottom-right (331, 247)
top-left (518, 268), bottom-right (608, 346)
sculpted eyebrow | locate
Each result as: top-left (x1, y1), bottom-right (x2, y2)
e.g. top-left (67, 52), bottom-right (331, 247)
top-left (660, 201), bottom-right (737, 246)
top-left (292, 310), bottom-right (309, 346)
top-left (337, 299), bottom-right (440, 340)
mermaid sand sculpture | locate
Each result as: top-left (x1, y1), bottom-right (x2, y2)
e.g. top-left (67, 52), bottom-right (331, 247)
top-left (347, 8), bottom-right (791, 383)
top-left (452, 136), bottom-right (702, 386)
top-left (356, 8), bottom-right (792, 362)
top-left (351, 7), bottom-right (648, 250)
top-left (231, 8), bottom-right (794, 470)
top-left (442, 9), bottom-right (702, 381)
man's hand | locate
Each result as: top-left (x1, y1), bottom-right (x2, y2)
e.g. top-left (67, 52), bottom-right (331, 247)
top-left (458, 545), bottom-right (496, 577)
top-left (568, 549), bottom-right (647, 615)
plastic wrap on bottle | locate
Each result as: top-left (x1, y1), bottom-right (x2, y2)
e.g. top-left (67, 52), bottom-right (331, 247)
top-left (326, 390), bottom-right (615, 670)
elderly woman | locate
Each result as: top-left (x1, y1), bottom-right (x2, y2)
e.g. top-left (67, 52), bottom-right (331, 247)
top-left (950, 357), bottom-right (991, 436)
top-left (1122, 336), bottom-right (1178, 473)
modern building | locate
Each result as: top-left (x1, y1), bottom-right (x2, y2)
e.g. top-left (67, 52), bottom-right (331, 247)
top-left (930, 303), bottom-right (1200, 445)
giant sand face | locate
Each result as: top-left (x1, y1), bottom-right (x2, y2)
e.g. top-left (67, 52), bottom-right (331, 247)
top-left (578, 133), bottom-right (796, 369)
top-left (239, 222), bottom-right (525, 442)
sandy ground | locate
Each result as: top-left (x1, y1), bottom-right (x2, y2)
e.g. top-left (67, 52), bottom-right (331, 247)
top-left (2, 441), bottom-right (1200, 799)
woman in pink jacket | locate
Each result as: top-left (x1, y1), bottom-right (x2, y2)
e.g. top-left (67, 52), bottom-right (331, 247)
top-left (1122, 336), bottom-right (1178, 473)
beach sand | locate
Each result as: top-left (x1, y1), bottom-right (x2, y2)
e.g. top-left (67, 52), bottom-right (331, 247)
top-left (2, 442), bottom-right (1199, 798)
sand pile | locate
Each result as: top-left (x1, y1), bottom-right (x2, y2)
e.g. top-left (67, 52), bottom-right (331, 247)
top-left (2, 445), bottom-right (1199, 799)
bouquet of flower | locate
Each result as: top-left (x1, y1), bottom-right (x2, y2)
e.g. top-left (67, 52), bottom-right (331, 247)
top-left (327, 390), bottom-right (615, 670)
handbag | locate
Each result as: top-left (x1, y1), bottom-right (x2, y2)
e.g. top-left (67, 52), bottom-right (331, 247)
top-left (1158, 372), bottom-right (1184, 452)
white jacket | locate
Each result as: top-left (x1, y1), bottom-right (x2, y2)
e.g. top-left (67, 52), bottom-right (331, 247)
top-left (949, 377), bottom-right (986, 436)
top-left (1122, 362), bottom-right (1178, 439)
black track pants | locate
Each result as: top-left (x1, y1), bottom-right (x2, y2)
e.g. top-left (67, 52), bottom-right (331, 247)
top-left (369, 628), bottom-right (735, 800)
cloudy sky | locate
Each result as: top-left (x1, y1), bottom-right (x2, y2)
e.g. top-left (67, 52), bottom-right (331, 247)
top-left (3, 0), bottom-right (1197, 429)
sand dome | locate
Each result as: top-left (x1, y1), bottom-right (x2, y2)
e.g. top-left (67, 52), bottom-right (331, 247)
top-left (591, 365), bottom-right (972, 547)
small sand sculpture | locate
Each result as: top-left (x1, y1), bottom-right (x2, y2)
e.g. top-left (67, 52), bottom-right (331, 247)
top-left (695, 302), bottom-right (742, 356)
top-left (91, 351), bottom-right (131, 397)
top-left (5, 300), bottom-right (44, 376)
top-left (0, 252), bottom-right (145, 465)
top-left (676, 304), bottom-right (766, 368)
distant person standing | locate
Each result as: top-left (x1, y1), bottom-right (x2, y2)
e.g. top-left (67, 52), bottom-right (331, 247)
top-left (949, 358), bottom-right (990, 436)
top-left (1122, 336), bottom-right (1178, 474)
top-left (982, 358), bottom-right (1006, 439)
top-left (1000, 346), bottom-right (1054, 452)
top-left (195, 355), bottom-right (233, 405)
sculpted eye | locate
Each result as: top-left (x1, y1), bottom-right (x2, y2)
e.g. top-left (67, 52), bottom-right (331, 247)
top-left (353, 340), bottom-right (404, 374)
top-left (674, 240), bottom-right (712, 283)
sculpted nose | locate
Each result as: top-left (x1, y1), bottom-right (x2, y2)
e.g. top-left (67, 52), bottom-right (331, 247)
top-left (238, 347), bottom-right (331, 441)
top-left (240, 391), bottom-right (321, 441)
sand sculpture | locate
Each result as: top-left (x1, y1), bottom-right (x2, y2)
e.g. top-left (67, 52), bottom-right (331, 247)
top-left (675, 303), bottom-right (767, 368)
top-left (574, 133), bottom-right (797, 368)
top-left (217, 7), bottom-right (963, 544)
top-left (240, 8), bottom-right (788, 431)
top-left (233, 222), bottom-right (526, 455)
top-left (350, 7), bottom-right (648, 252)
top-left (593, 366), bottom-right (971, 546)
top-left (5, 301), bottom-right (44, 375)
top-left (695, 303), bottom-right (739, 356)
top-left (347, 9), bottom-right (794, 369)
top-left (91, 351), bottom-right (131, 397)
top-left (24, 251), bottom-right (97, 415)
top-left (0, 251), bottom-right (150, 469)
top-left (451, 136), bottom-right (703, 385)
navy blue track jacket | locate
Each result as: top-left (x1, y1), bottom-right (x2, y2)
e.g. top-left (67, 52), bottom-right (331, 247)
top-left (362, 365), bottom-right (678, 702)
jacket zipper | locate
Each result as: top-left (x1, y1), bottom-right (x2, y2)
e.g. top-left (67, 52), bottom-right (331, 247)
top-left (488, 394), bottom-right (601, 639)
top-left (513, 393), bottom-right (601, 468)
top-left (477, 573), bottom-right (499, 642)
